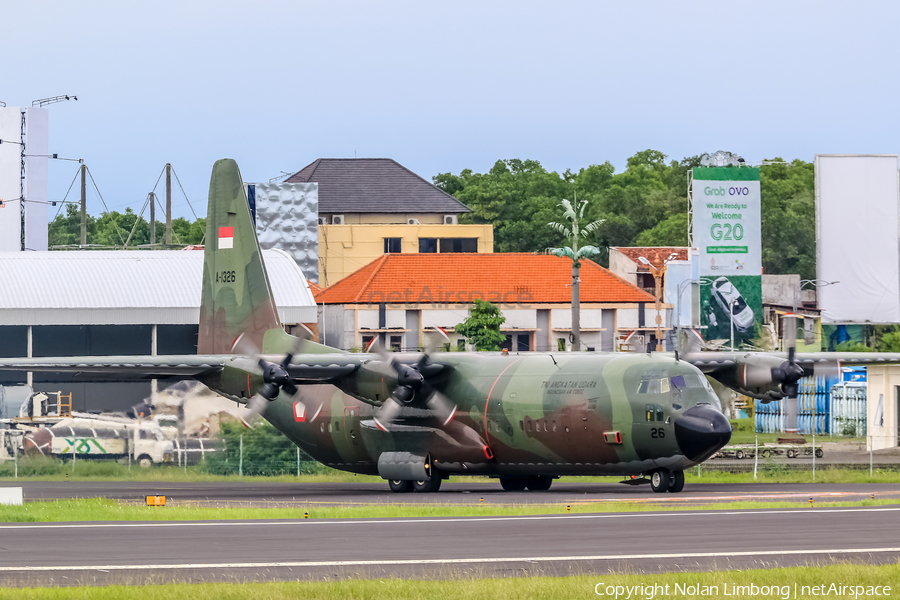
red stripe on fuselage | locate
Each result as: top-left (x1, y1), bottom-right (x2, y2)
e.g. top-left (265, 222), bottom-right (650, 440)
top-left (484, 358), bottom-right (523, 448)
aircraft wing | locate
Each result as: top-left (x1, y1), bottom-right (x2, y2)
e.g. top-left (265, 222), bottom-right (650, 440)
top-left (0, 354), bottom-right (363, 384)
top-left (686, 351), bottom-right (900, 374)
top-left (0, 355), bottom-right (233, 381)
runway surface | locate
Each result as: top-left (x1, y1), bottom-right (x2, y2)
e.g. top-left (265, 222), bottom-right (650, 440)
top-left (5, 480), bottom-right (900, 507)
top-left (1, 506), bottom-right (899, 586)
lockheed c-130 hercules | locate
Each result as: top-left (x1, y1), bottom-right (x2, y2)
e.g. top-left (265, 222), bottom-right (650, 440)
top-left (2, 159), bottom-right (894, 494)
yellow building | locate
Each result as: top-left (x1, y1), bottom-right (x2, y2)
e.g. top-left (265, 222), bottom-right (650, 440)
top-left (286, 158), bottom-right (492, 286)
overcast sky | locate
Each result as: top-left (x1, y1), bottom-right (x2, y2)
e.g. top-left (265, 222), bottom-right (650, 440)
top-left (4, 1), bottom-right (899, 220)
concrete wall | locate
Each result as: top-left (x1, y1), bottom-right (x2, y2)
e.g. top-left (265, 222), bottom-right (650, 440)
top-left (608, 249), bottom-right (638, 287)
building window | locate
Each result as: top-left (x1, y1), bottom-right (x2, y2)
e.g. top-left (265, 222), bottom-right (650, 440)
top-left (384, 238), bottom-right (401, 253)
top-left (558, 338), bottom-right (566, 352)
top-left (457, 339), bottom-right (466, 351)
top-left (389, 335), bottom-right (402, 352)
top-left (439, 238), bottom-right (478, 253)
top-left (419, 238), bottom-right (437, 253)
top-left (361, 335), bottom-right (374, 350)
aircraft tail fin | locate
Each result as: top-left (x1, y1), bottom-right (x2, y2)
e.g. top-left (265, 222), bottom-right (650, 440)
top-left (198, 159), bottom-right (282, 354)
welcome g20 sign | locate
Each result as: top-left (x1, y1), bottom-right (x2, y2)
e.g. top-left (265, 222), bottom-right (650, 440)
top-left (692, 167), bottom-right (761, 277)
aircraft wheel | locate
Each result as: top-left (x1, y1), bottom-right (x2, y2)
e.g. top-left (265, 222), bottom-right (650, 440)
top-left (525, 475), bottom-right (552, 491)
top-left (499, 478), bottom-right (528, 491)
top-left (388, 479), bottom-right (413, 493)
top-left (650, 470), bottom-right (670, 493)
top-left (668, 470), bottom-right (685, 493)
top-left (138, 455), bottom-right (153, 469)
top-left (413, 476), bottom-right (442, 493)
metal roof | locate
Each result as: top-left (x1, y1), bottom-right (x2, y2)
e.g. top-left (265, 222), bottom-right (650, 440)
top-left (286, 158), bottom-right (471, 214)
top-left (0, 250), bottom-right (317, 326)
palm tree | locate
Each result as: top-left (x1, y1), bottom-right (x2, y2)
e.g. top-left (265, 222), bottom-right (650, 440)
top-left (548, 195), bottom-right (603, 351)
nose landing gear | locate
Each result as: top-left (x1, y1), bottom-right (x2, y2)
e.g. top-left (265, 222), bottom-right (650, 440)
top-left (650, 469), bottom-right (684, 493)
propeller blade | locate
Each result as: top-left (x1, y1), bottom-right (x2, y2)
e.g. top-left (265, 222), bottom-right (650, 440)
top-left (232, 332), bottom-right (261, 358)
top-left (426, 390), bottom-right (458, 426)
top-left (374, 397), bottom-right (403, 431)
top-left (243, 393), bottom-right (269, 425)
top-left (785, 314), bottom-right (797, 363)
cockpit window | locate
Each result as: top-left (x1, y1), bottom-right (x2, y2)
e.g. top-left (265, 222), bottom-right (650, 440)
top-left (670, 375), bottom-right (685, 389)
top-left (660, 378), bottom-right (670, 394)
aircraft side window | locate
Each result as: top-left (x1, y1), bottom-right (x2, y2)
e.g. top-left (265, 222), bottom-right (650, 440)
top-left (645, 404), bottom-right (654, 422)
top-left (320, 423), bottom-right (325, 432)
top-left (660, 378), bottom-right (670, 394)
top-left (543, 419), bottom-right (548, 432)
top-left (527, 420), bottom-right (533, 432)
top-left (552, 420), bottom-right (557, 431)
top-left (638, 380), bottom-right (650, 394)
top-left (335, 421), bottom-right (340, 432)
top-left (519, 420), bottom-right (524, 431)
top-left (656, 406), bottom-right (664, 422)
top-left (535, 421), bottom-right (541, 432)
top-left (327, 423), bottom-right (333, 433)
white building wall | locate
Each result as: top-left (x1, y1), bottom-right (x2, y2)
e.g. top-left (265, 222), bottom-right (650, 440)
top-left (501, 309), bottom-right (536, 329)
top-left (550, 309), bottom-right (571, 330)
top-left (422, 309), bottom-right (470, 328)
top-left (23, 108), bottom-right (48, 251)
top-left (358, 310), bottom-right (378, 329)
top-left (617, 309), bottom-right (639, 329)
top-left (867, 366), bottom-right (899, 451)
top-left (385, 310), bottom-right (405, 329)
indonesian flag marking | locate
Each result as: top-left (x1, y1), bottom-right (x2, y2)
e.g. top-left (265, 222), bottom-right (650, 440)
top-left (435, 326), bottom-right (450, 342)
top-left (218, 226), bottom-right (234, 249)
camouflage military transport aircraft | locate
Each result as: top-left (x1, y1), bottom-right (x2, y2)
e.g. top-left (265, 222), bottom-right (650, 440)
top-left (2, 159), bottom-right (891, 494)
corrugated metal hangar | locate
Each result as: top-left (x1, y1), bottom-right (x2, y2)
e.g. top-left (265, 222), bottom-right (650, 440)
top-left (0, 250), bottom-right (317, 413)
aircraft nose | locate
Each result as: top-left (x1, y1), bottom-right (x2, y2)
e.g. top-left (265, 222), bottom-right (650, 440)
top-left (674, 404), bottom-right (732, 463)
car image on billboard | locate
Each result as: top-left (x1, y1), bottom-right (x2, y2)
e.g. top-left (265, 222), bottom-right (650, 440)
top-left (711, 276), bottom-right (754, 333)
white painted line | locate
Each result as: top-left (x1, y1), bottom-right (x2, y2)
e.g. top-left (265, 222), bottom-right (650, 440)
top-left (3, 547), bottom-right (900, 573)
top-left (0, 506), bottom-right (897, 530)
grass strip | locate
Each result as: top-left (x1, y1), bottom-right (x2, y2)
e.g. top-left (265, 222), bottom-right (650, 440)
top-left (1, 464), bottom-right (899, 484)
top-left (1, 563), bottom-right (898, 598)
top-left (2, 497), bottom-right (899, 522)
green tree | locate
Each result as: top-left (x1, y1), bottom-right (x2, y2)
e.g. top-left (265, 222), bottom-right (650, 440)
top-left (759, 158), bottom-right (815, 279)
top-left (454, 299), bottom-right (506, 351)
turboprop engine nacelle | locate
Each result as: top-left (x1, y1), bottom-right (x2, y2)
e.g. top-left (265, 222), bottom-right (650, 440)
top-left (715, 354), bottom-right (800, 402)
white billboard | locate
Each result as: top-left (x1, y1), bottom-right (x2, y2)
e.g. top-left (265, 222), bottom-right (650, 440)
top-left (816, 154), bottom-right (900, 324)
top-left (0, 107), bottom-right (21, 252)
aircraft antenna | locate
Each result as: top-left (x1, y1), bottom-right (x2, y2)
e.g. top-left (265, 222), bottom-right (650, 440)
top-left (549, 354), bottom-right (558, 368)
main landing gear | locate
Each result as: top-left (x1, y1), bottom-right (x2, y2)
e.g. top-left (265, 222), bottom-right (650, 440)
top-left (650, 469), bottom-right (684, 493)
top-left (389, 476), bottom-right (442, 493)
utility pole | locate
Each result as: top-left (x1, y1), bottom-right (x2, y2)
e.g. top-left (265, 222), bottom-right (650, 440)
top-left (571, 204), bottom-right (581, 352)
top-left (149, 192), bottom-right (156, 247)
top-left (165, 163), bottom-right (172, 245)
top-left (79, 164), bottom-right (87, 246)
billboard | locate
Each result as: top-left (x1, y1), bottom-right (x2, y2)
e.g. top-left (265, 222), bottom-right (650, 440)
top-left (692, 167), bottom-right (763, 346)
top-left (816, 155), bottom-right (900, 324)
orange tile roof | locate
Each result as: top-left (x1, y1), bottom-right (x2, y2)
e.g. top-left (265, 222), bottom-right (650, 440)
top-left (315, 253), bottom-right (657, 305)
top-left (308, 280), bottom-right (324, 298)
top-left (611, 247), bottom-right (689, 271)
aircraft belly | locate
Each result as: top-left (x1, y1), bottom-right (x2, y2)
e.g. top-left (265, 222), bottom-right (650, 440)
top-left (262, 384), bottom-right (378, 475)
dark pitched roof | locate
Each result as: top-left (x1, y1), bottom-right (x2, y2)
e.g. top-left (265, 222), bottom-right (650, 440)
top-left (286, 158), bottom-right (470, 214)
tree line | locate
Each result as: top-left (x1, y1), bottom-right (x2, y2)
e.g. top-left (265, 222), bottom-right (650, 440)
top-left (434, 150), bottom-right (815, 279)
top-left (48, 203), bottom-right (205, 247)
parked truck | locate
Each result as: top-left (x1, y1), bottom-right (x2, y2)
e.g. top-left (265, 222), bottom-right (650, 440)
top-left (23, 420), bottom-right (174, 467)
